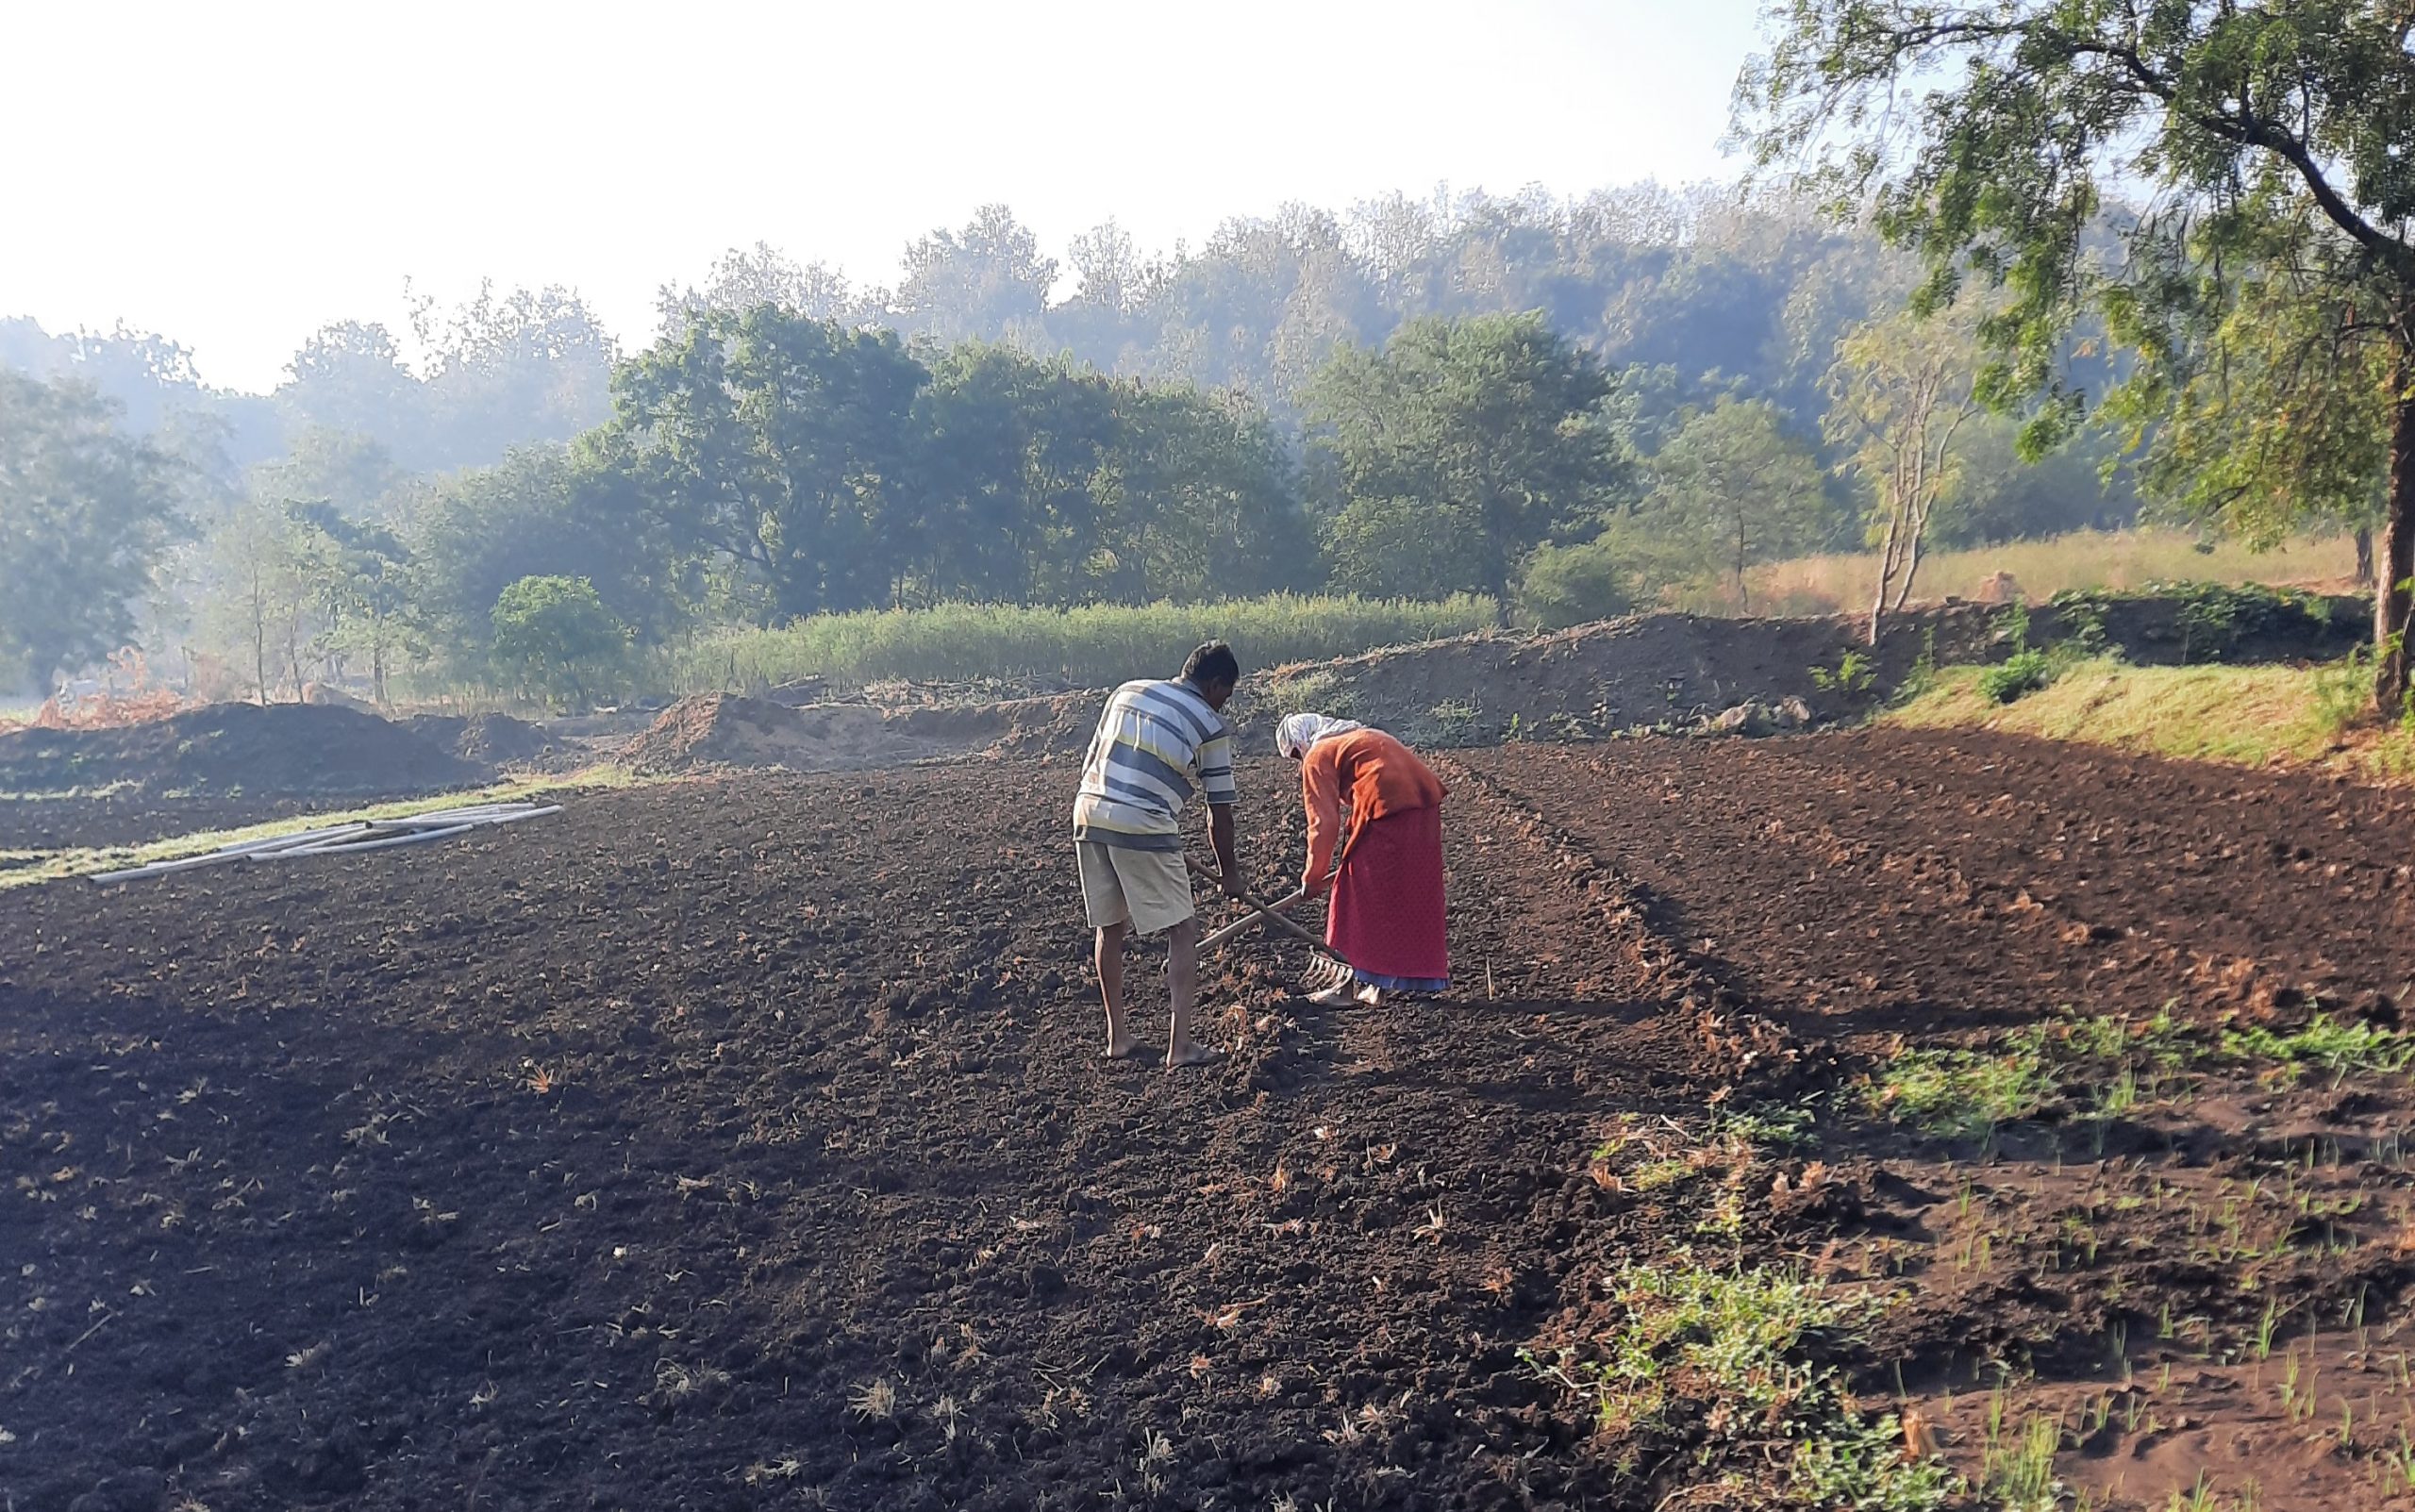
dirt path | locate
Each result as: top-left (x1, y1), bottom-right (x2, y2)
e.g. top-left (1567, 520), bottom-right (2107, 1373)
top-left (3, 734), bottom-right (2412, 1510)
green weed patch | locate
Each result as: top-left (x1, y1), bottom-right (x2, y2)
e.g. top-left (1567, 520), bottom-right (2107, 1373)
top-left (1529, 1258), bottom-right (1957, 1508)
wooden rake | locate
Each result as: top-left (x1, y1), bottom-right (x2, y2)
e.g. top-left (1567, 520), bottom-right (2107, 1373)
top-left (1200, 884), bottom-right (1322, 953)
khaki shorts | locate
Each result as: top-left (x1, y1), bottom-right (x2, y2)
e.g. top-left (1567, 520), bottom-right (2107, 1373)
top-left (1077, 841), bottom-right (1194, 936)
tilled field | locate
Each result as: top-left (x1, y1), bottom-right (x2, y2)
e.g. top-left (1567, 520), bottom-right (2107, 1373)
top-left (4, 732), bottom-right (2414, 1511)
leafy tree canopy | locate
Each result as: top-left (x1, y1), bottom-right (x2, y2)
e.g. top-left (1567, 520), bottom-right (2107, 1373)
top-left (1743, 0), bottom-right (2415, 692)
top-left (0, 372), bottom-right (184, 689)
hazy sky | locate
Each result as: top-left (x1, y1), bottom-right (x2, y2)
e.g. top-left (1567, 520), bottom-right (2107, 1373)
top-left (5, 0), bottom-right (1770, 393)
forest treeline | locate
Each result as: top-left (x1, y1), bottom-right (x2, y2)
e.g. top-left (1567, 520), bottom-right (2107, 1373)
top-left (0, 184), bottom-right (2245, 701)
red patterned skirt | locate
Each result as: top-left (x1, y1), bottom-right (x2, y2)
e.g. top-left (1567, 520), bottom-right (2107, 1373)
top-left (1326, 804), bottom-right (1448, 991)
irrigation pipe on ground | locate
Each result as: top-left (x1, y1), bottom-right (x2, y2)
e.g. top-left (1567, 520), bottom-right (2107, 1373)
top-left (87, 803), bottom-right (564, 885)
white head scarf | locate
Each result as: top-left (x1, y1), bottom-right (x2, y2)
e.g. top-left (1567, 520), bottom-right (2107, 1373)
top-left (1276, 712), bottom-right (1364, 759)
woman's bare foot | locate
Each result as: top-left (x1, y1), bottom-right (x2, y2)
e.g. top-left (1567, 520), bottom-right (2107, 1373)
top-left (1306, 982), bottom-right (1355, 1006)
top-left (1356, 985), bottom-right (1384, 1006)
top-left (1106, 1037), bottom-right (1140, 1059)
top-left (1166, 1042), bottom-right (1224, 1069)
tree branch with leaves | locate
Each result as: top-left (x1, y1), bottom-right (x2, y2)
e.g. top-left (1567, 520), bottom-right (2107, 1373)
top-left (1743, 0), bottom-right (2415, 703)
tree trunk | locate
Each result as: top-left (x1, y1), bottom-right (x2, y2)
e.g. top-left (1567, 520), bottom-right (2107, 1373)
top-left (1892, 510), bottom-right (1928, 614)
top-left (250, 582), bottom-right (270, 705)
top-left (1869, 497), bottom-right (1906, 647)
top-left (2375, 349), bottom-right (2415, 714)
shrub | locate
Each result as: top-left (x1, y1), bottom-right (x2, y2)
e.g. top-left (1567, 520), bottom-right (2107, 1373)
top-left (492, 575), bottom-right (628, 709)
top-left (1978, 649), bottom-right (2055, 704)
top-left (1516, 539), bottom-right (1633, 630)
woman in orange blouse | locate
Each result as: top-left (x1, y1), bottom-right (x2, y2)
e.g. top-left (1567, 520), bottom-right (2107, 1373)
top-left (1275, 713), bottom-right (1449, 1006)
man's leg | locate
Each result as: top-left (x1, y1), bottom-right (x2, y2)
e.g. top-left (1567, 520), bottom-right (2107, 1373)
top-left (1166, 916), bottom-right (1216, 1067)
top-left (1096, 921), bottom-right (1134, 1058)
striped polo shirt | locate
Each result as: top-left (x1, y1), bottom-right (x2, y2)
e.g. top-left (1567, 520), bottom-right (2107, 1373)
top-left (1072, 678), bottom-right (1238, 851)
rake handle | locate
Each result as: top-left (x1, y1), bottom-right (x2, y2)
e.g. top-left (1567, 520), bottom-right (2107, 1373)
top-left (1199, 886), bottom-right (1324, 952)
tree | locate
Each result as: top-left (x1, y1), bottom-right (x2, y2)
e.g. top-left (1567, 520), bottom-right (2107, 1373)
top-left (411, 280), bottom-right (620, 469)
top-left (1824, 308), bottom-right (1983, 642)
top-left (908, 344), bottom-right (1118, 605)
top-left (608, 308), bottom-right (926, 620)
top-left (1637, 397), bottom-right (1831, 606)
top-left (1516, 537), bottom-right (1634, 629)
top-left (288, 503), bottom-right (415, 704)
top-left (1094, 385), bottom-right (1318, 602)
top-left (199, 498), bottom-right (313, 701)
top-left (1303, 312), bottom-right (1631, 611)
top-left (491, 574), bottom-right (626, 709)
top-left (277, 322), bottom-right (428, 462)
top-left (1745, 0), bottom-right (2415, 703)
top-left (0, 372), bottom-right (184, 690)
top-left (887, 205), bottom-right (1058, 347)
top-left (251, 426), bottom-right (411, 521)
top-left (656, 241), bottom-right (856, 340)
top-left (408, 442), bottom-right (686, 673)
top-left (2101, 225), bottom-right (2391, 562)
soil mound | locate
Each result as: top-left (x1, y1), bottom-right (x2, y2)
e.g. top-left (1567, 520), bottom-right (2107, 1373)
top-left (623, 691), bottom-right (1104, 775)
top-left (1237, 610), bottom-right (1902, 748)
top-left (403, 711), bottom-right (568, 768)
top-left (887, 690), bottom-right (1096, 760)
top-left (1235, 595), bottom-right (2367, 751)
top-left (621, 693), bottom-right (944, 774)
top-left (0, 702), bottom-right (483, 798)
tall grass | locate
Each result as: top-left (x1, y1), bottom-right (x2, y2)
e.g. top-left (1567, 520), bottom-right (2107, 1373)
top-left (1680, 528), bottom-right (2360, 617)
top-left (651, 593), bottom-right (1500, 694)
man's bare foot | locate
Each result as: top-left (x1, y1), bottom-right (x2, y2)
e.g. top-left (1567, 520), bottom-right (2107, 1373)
top-left (1165, 1042), bottom-right (1224, 1069)
top-left (1106, 1038), bottom-right (1140, 1059)
top-left (1306, 982), bottom-right (1355, 1006)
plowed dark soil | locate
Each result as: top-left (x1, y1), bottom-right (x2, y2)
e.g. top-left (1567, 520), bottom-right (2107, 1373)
top-left (1461, 729), bottom-right (2415, 1047)
top-left (5, 732), bottom-right (2413, 1511)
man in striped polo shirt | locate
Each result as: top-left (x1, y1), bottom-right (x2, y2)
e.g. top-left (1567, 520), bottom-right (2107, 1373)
top-left (1074, 640), bottom-right (1246, 1068)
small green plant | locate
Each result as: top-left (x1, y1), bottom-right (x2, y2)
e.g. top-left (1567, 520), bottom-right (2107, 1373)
top-left (1424, 698), bottom-right (1479, 742)
top-left (2252, 1295), bottom-right (2290, 1361)
top-left (1979, 1403), bottom-right (2062, 1511)
top-left (1894, 624), bottom-right (1942, 701)
top-left (2310, 646), bottom-right (2378, 736)
top-left (1809, 648), bottom-right (1878, 696)
top-left (2223, 1015), bottom-right (2415, 1076)
top-left (1524, 1258), bottom-right (1957, 1508)
top-left (1868, 1029), bottom-right (2058, 1138)
top-left (1707, 1100), bottom-right (1820, 1150)
top-left (491, 574), bottom-right (632, 710)
top-left (1996, 600), bottom-right (2034, 653)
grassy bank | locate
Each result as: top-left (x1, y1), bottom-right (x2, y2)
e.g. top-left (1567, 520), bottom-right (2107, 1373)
top-left (653, 593), bottom-right (1499, 693)
top-left (1882, 657), bottom-right (2415, 781)
top-left (1690, 528), bottom-right (2360, 617)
